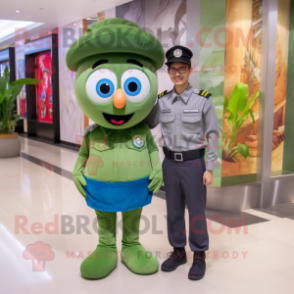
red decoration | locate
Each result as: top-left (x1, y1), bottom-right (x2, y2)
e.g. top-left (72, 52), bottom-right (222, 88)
top-left (36, 52), bottom-right (53, 123)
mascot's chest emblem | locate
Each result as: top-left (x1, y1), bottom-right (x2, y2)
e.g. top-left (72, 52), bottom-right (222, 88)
top-left (132, 135), bottom-right (145, 149)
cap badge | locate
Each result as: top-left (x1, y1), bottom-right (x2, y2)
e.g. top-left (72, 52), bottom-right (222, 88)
top-left (132, 135), bottom-right (145, 149)
top-left (174, 49), bottom-right (182, 58)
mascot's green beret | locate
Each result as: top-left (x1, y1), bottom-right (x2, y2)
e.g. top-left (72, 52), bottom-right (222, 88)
top-left (66, 18), bottom-right (165, 71)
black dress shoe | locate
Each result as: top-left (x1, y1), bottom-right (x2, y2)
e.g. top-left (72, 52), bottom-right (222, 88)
top-left (161, 248), bottom-right (187, 272)
top-left (188, 251), bottom-right (206, 280)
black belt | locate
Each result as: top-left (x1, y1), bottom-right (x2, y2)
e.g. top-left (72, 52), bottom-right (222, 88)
top-left (163, 146), bottom-right (205, 162)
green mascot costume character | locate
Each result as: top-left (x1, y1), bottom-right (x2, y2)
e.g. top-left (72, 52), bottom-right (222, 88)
top-left (66, 18), bottom-right (165, 279)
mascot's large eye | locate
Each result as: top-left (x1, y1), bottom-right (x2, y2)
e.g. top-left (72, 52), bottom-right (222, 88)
top-left (121, 69), bottom-right (150, 103)
top-left (85, 69), bottom-right (117, 103)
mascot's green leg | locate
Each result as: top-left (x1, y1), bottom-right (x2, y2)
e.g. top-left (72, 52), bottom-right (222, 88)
top-left (121, 208), bottom-right (159, 274)
top-left (80, 210), bottom-right (118, 279)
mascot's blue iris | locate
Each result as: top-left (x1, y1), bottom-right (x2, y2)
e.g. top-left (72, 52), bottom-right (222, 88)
top-left (124, 77), bottom-right (141, 96)
top-left (96, 79), bottom-right (115, 98)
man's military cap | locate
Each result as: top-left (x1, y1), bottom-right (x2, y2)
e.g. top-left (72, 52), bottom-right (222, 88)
top-left (165, 45), bottom-right (193, 66)
top-left (66, 18), bottom-right (165, 71)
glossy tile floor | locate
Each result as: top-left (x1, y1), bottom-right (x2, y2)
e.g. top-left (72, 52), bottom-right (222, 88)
top-left (1, 137), bottom-right (294, 294)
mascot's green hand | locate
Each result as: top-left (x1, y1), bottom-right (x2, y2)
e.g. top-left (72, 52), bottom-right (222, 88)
top-left (73, 173), bottom-right (87, 198)
top-left (148, 169), bottom-right (163, 193)
top-left (148, 151), bottom-right (163, 193)
top-left (73, 155), bottom-right (88, 198)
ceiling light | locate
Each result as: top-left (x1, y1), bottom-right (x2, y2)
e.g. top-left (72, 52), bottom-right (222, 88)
top-left (0, 20), bottom-right (43, 43)
top-left (15, 10), bottom-right (21, 13)
top-left (87, 18), bottom-right (91, 20)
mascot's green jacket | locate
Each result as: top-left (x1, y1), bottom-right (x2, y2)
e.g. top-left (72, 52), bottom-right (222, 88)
top-left (66, 18), bottom-right (165, 279)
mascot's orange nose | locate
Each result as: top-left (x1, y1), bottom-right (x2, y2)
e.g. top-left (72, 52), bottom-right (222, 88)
top-left (113, 89), bottom-right (127, 109)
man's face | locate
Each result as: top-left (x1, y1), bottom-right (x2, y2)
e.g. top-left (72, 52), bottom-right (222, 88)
top-left (168, 62), bottom-right (193, 86)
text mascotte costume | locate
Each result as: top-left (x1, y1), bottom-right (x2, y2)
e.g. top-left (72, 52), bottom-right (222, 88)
top-left (66, 18), bottom-right (165, 279)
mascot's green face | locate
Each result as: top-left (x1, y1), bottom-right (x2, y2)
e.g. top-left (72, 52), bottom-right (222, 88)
top-left (74, 53), bottom-right (158, 129)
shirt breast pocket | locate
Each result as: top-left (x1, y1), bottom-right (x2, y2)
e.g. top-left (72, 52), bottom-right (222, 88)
top-left (182, 114), bottom-right (202, 133)
top-left (160, 113), bottom-right (175, 133)
top-left (92, 136), bottom-right (114, 152)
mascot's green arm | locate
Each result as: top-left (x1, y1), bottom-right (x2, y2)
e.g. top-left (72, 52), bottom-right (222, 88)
top-left (142, 101), bottom-right (160, 129)
top-left (146, 126), bottom-right (163, 193)
top-left (73, 136), bottom-right (89, 198)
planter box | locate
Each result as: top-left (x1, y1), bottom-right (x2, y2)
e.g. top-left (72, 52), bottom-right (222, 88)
top-left (222, 159), bottom-right (241, 177)
top-left (0, 132), bottom-right (21, 158)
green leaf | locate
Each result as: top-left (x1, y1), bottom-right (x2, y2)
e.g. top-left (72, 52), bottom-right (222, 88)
top-left (223, 96), bottom-right (229, 111)
top-left (10, 78), bottom-right (41, 87)
top-left (228, 83), bottom-right (249, 124)
top-left (236, 143), bottom-right (249, 159)
top-left (227, 109), bottom-right (234, 125)
top-left (0, 93), bottom-right (5, 104)
top-left (0, 66), bottom-right (40, 134)
top-left (3, 66), bottom-right (9, 81)
top-left (6, 85), bottom-right (23, 104)
top-left (248, 109), bottom-right (255, 124)
top-left (0, 75), bottom-right (8, 95)
top-left (236, 119), bottom-right (245, 130)
top-left (238, 91), bottom-right (259, 123)
top-left (230, 148), bottom-right (240, 159)
top-left (10, 114), bottom-right (21, 121)
top-left (9, 121), bottom-right (17, 128)
top-left (223, 130), bottom-right (230, 138)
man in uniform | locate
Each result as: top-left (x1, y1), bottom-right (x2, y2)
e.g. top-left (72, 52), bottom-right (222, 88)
top-left (150, 45), bottom-right (219, 280)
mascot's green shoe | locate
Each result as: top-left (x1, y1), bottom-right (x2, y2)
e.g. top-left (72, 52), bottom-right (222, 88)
top-left (81, 245), bottom-right (118, 279)
top-left (81, 211), bottom-right (118, 279)
top-left (121, 208), bottom-right (159, 274)
top-left (121, 244), bottom-right (159, 275)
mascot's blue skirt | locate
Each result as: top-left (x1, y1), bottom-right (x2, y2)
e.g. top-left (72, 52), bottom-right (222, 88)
top-left (83, 175), bottom-right (153, 212)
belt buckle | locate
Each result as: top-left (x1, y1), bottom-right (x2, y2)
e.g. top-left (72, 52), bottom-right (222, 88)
top-left (174, 153), bottom-right (183, 161)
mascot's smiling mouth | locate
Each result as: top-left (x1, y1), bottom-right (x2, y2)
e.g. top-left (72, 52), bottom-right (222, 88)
top-left (103, 113), bottom-right (134, 125)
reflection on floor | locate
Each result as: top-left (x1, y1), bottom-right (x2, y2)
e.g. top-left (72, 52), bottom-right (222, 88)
top-left (255, 203), bottom-right (294, 219)
top-left (0, 136), bottom-right (294, 294)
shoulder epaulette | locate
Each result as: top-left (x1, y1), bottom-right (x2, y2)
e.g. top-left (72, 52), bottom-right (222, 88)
top-left (198, 89), bottom-right (212, 98)
top-left (158, 90), bottom-right (168, 98)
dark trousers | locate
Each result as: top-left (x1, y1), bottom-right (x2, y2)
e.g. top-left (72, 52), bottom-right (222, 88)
top-left (162, 156), bottom-right (209, 252)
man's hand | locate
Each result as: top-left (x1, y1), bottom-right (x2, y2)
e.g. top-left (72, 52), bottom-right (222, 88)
top-left (203, 170), bottom-right (214, 185)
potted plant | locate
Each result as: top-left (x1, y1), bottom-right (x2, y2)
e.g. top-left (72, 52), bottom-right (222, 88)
top-left (221, 82), bottom-right (259, 177)
top-left (0, 66), bottom-right (40, 158)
